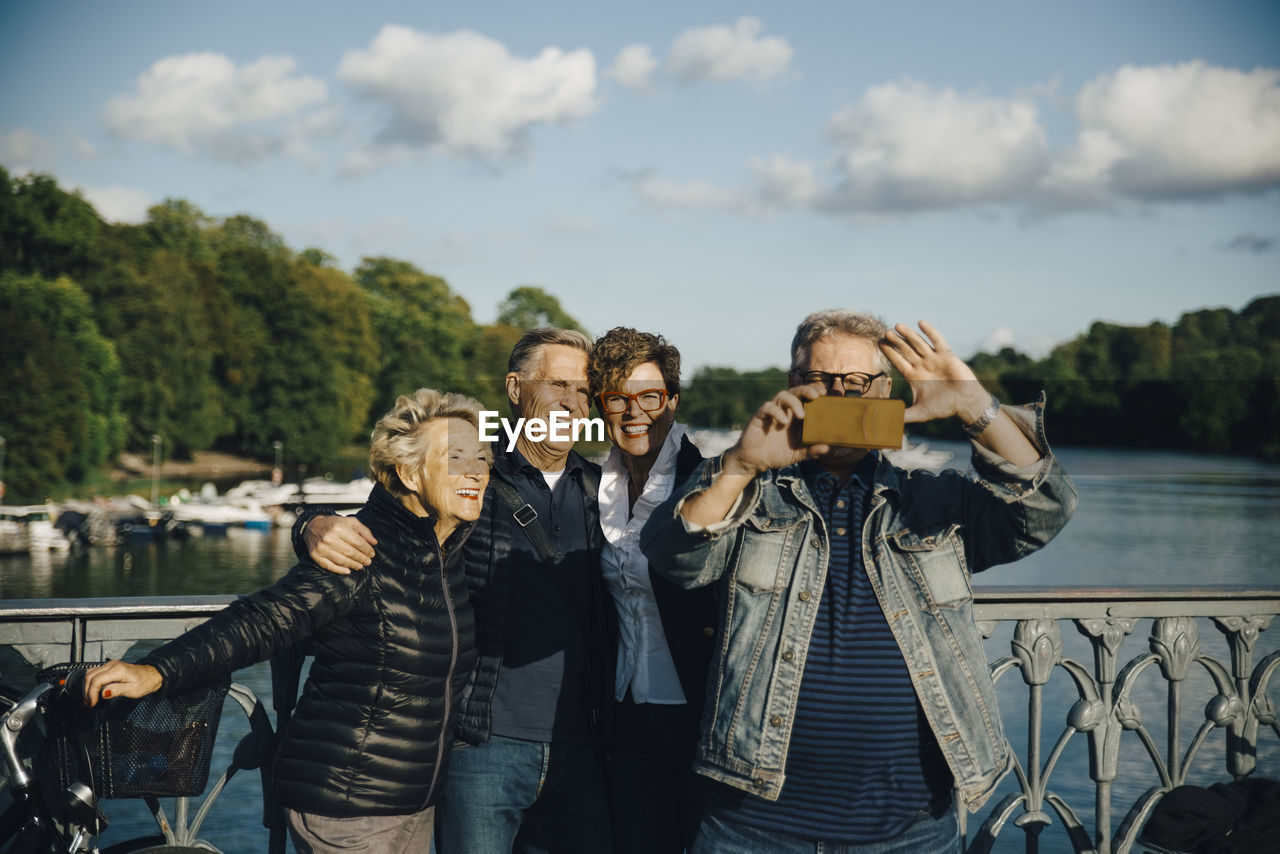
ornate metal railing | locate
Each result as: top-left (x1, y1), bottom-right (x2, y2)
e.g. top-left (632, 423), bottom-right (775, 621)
top-left (970, 586), bottom-right (1280, 854)
top-left (1, 588), bottom-right (1277, 854)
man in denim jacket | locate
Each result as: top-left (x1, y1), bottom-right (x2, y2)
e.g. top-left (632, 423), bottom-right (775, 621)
top-left (641, 310), bottom-right (1076, 853)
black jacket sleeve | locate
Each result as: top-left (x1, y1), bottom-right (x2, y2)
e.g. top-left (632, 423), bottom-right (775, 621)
top-left (141, 561), bottom-right (364, 696)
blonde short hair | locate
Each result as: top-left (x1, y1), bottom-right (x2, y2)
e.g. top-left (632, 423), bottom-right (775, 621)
top-left (368, 388), bottom-right (492, 498)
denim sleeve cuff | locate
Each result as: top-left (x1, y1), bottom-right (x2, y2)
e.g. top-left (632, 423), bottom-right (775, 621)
top-left (672, 452), bottom-right (762, 538)
top-left (969, 393), bottom-right (1058, 494)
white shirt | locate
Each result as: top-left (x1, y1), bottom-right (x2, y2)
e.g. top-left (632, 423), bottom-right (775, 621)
top-left (599, 422), bottom-right (688, 704)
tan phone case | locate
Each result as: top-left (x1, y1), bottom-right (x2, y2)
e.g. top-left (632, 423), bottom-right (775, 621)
top-left (801, 396), bottom-right (905, 449)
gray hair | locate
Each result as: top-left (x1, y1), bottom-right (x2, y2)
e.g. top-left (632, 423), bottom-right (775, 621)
top-left (507, 327), bottom-right (593, 376)
top-left (790, 309), bottom-right (890, 373)
top-left (368, 388), bottom-right (492, 499)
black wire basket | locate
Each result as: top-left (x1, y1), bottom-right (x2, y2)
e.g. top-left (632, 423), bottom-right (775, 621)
top-left (36, 662), bottom-right (230, 799)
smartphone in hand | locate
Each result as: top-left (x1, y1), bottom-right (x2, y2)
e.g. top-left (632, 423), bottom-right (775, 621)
top-left (801, 397), bottom-right (905, 450)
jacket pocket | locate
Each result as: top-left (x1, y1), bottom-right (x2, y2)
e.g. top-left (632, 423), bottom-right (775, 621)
top-left (887, 523), bottom-right (971, 607)
top-left (731, 515), bottom-right (803, 594)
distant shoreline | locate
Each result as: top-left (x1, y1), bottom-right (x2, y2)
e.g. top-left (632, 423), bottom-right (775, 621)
top-left (113, 450), bottom-right (271, 483)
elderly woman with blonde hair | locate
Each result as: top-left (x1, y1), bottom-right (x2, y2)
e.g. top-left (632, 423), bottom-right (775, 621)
top-left (84, 388), bottom-right (491, 854)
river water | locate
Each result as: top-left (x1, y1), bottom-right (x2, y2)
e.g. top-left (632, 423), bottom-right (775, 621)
top-left (1, 441), bottom-right (1278, 851)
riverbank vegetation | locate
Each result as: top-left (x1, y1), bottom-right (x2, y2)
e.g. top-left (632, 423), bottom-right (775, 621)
top-left (2, 168), bottom-right (1277, 500)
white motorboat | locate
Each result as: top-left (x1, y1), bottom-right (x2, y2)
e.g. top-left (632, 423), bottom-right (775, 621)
top-left (0, 506), bottom-right (72, 552)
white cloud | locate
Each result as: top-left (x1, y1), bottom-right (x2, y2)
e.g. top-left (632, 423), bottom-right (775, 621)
top-left (79, 185), bottom-right (153, 223)
top-left (339, 143), bottom-right (416, 178)
top-left (1049, 61), bottom-right (1280, 199)
top-left (633, 173), bottom-right (753, 211)
top-left (337, 25), bottom-right (598, 161)
top-left (73, 136), bottom-right (97, 160)
top-left (667, 17), bottom-right (792, 84)
top-left (979, 327), bottom-right (1017, 353)
top-left (632, 76), bottom-right (1050, 216)
top-left (822, 80), bottom-right (1049, 211)
top-left (629, 62), bottom-right (1280, 219)
top-left (104, 52), bottom-right (328, 162)
top-left (606, 44), bottom-right (659, 92)
top-left (0, 127), bottom-right (55, 174)
top-left (750, 154), bottom-right (820, 208)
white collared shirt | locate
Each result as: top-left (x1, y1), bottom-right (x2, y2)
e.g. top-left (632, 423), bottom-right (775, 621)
top-left (599, 421), bottom-right (688, 705)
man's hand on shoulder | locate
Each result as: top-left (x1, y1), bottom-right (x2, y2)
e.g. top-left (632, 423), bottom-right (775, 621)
top-left (306, 515), bottom-right (377, 574)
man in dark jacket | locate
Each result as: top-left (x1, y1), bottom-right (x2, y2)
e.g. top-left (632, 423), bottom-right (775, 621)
top-left (299, 328), bottom-right (616, 854)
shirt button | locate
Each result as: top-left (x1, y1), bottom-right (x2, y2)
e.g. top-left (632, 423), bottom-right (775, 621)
top-left (770, 715), bottom-right (783, 727)
top-left (753, 778), bottom-right (768, 789)
top-left (701, 627), bottom-right (715, 638)
top-left (810, 538), bottom-right (820, 549)
top-left (835, 527), bottom-right (846, 537)
top-left (782, 650), bottom-right (795, 661)
top-left (836, 500), bottom-right (846, 509)
top-left (798, 591), bottom-right (811, 602)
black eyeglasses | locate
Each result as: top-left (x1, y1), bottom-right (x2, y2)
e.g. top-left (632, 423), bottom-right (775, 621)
top-left (795, 371), bottom-right (886, 395)
top-left (598, 389), bottom-right (668, 414)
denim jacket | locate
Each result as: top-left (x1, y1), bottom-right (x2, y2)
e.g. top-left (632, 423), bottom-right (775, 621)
top-left (640, 399), bottom-right (1077, 811)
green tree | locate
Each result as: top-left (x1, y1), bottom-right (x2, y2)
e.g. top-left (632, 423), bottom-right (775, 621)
top-left (496, 285), bottom-right (588, 334)
top-left (0, 272), bottom-right (124, 497)
top-left (139, 199), bottom-right (215, 264)
top-left (680, 366), bottom-right (789, 428)
top-left (355, 257), bottom-right (477, 414)
top-left (234, 253), bottom-right (378, 467)
top-left (468, 322), bottom-right (524, 414)
top-left (0, 169), bottom-right (104, 281)
top-left (299, 247), bottom-right (339, 268)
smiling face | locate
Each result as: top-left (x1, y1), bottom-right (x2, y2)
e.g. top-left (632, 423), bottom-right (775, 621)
top-left (397, 417), bottom-right (490, 541)
top-left (506, 344), bottom-right (591, 456)
top-left (601, 361), bottom-right (678, 463)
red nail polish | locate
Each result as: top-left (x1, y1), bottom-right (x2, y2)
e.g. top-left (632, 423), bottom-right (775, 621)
top-left (103, 689), bottom-right (112, 698)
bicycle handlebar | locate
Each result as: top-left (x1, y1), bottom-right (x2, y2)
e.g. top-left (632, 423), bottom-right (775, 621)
top-left (0, 681), bottom-right (56, 790)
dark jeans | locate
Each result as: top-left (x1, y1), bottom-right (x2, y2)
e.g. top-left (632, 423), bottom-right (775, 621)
top-left (435, 735), bottom-right (612, 854)
top-left (693, 802), bottom-right (962, 854)
top-left (609, 695), bottom-right (706, 854)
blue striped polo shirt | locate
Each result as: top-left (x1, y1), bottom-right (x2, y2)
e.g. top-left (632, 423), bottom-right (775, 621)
top-left (710, 453), bottom-right (952, 842)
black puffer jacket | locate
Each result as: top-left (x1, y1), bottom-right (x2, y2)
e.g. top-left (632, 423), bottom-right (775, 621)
top-left (143, 483), bottom-right (476, 817)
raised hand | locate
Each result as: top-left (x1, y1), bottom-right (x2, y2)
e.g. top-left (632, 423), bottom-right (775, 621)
top-left (307, 515), bottom-right (377, 574)
top-left (879, 321), bottom-right (993, 426)
top-left (724, 384), bottom-right (830, 478)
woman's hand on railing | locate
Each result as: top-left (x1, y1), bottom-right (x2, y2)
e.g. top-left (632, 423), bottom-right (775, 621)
top-left (83, 660), bottom-right (162, 707)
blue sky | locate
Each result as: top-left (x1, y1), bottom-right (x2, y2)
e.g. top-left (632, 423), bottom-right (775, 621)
top-left (2, 0), bottom-right (1278, 372)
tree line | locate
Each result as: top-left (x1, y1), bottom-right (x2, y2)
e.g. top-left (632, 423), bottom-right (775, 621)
top-left (1, 168), bottom-right (1277, 499)
top-left (681, 301), bottom-right (1280, 459)
top-left (0, 169), bottom-right (584, 500)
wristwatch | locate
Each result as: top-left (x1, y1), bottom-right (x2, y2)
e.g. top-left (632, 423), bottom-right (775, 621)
top-left (962, 394), bottom-right (1000, 438)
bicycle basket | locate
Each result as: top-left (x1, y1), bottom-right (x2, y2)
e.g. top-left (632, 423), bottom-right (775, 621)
top-left (36, 663), bottom-right (230, 799)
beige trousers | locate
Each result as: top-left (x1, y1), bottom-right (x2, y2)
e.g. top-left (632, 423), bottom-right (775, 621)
top-left (285, 805), bottom-right (435, 853)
